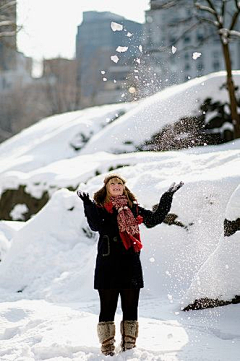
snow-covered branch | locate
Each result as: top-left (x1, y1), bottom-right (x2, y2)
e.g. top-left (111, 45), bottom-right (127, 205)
top-left (195, 3), bottom-right (216, 15)
top-left (235, 0), bottom-right (240, 10)
top-left (229, 29), bottom-right (240, 37)
top-left (195, 1), bottom-right (222, 27)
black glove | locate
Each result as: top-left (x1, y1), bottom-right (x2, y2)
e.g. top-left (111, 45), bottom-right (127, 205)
top-left (166, 181), bottom-right (184, 194)
top-left (77, 190), bottom-right (91, 204)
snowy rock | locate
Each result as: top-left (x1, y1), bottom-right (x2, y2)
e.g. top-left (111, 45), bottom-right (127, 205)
top-left (182, 184), bottom-right (240, 309)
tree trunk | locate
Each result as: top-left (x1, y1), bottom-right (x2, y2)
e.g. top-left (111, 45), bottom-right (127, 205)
top-left (221, 41), bottom-right (240, 139)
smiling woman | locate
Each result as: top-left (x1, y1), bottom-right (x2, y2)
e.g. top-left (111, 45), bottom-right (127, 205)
top-left (77, 173), bottom-right (183, 355)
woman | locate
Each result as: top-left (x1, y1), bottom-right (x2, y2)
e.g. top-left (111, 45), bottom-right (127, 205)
top-left (77, 174), bottom-right (183, 356)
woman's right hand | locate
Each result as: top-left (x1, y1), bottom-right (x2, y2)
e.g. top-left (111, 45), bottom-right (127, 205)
top-left (167, 181), bottom-right (184, 194)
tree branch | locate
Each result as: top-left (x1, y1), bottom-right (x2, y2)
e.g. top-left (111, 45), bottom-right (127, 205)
top-left (229, 29), bottom-right (240, 37)
top-left (234, 0), bottom-right (240, 10)
top-left (195, 2), bottom-right (216, 15)
top-left (221, 0), bottom-right (226, 18)
top-left (195, 14), bottom-right (217, 27)
top-left (229, 7), bottom-right (240, 30)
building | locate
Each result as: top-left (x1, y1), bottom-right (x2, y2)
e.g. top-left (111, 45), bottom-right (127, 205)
top-left (0, 51), bottom-right (32, 92)
top-left (143, 0), bottom-right (240, 88)
top-left (0, 0), bottom-right (33, 92)
top-left (0, 0), bottom-right (17, 71)
top-left (76, 11), bottom-right (143, 107)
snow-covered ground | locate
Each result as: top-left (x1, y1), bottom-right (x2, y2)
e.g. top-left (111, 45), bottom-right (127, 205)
top-left (0, 72), bottom-right (240, 360)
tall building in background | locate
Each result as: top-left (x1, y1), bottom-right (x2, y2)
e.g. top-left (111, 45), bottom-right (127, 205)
top-left (143, 0), bottom-right (240, 88)
top-left (0, 0), bottom-right (17, 71)
top-left (76, 11), bottom-right (143, 107)
top-left (0, 0), bottom-right (33, 93)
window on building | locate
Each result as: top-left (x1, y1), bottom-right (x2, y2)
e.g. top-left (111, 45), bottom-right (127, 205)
top-left (197, 62), bottom-right (204, 71)
top-left (212, 51), bottom-right (219, 59)
top-left (213, 61), bottom-right (220, 71)
top-left (196, 33), bottom-right (204, 42)
top-left (169, 36), bottom-right (176, 44)
top-left (183, 35), bottom-right (191, 43)
top-left (185, 63), bottom-right (190, 71)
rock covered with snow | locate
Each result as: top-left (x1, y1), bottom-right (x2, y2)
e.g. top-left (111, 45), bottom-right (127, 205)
top-left (182, 184), bottom-right (240, 309)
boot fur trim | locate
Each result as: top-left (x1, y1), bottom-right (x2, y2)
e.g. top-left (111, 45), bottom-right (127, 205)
top-left (97, 321), bottom-right (115, 356)
top-left (121, 320), bottom-right (138, 351)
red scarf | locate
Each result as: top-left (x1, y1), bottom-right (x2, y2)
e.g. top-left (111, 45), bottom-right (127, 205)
top-left (104, 195), bottom-right (143, 252)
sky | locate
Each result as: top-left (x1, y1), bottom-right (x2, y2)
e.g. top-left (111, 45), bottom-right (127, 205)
top-left (17, 0), bottom-right (150, 63)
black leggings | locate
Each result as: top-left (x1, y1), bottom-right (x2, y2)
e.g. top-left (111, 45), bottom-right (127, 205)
top-left (98, 289), bottom-right (140, 322)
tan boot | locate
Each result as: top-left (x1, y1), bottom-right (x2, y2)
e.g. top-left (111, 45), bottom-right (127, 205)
top-left (97, 321), bottom-right (115, 356)
top-left (120, 320), bottom-right (138, 351)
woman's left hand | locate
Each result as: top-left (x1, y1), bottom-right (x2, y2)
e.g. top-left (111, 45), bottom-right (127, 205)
top-left (167, 181), bottom-right (184, 194)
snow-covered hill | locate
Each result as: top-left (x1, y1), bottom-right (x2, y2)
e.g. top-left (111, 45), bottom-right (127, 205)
top-left (0, 72), bottom-right (240, 360)
top-left (1, 71), bottom-right (240, 222)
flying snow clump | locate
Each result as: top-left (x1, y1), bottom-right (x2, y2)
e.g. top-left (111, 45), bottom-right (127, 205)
top-left (111, 55), bottom-right (119, 63)
top-left (116, 46), bottom-right (128, 53)
top-left (111, 22), bottom-right (123, 32)
top-left (192, 52), bottom-right (202, 60)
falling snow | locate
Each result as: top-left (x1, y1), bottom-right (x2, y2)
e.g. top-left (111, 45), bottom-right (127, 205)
top-left (110, 55), bottom-right (119, 63)
top-left (116, 46), bottom-right (128, 53)
top-left (110, 22), bottom-right (123, 32)
top-left (192, 52), bottom-right (202, 60)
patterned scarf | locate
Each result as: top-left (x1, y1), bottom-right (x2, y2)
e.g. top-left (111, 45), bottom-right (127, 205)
top-left (107, 195), bottom-right (143, 252)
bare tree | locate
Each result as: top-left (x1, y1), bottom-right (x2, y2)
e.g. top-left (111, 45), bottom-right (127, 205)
top-left (194, 0), bottom-right (240, 138)
top-left (41, 58), bottom-right (80, 115)
top-left (151, 0), bottom-right (240, 138)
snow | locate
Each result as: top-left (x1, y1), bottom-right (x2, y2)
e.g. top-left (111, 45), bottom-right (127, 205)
top-left (171, 46), bottom-right (177, 54)
top-left (116, 46), bottom-right (128, 53)
top-left (183, 184), bottom-right (240, 305)
top-left (225, 184), bottom-right (240, 221)
top-left (192, 52), bottom-right (202, 60)
top-left (0, 72), bottom-right (240, 360)
top-left (111, 55), bottom-right (120, 63)
top-left (10, 204), bottom-right (29, 220)
top-left (110, 22), bottom-right (123, 32)
top-left (79, 71), bottom-right (240, 155)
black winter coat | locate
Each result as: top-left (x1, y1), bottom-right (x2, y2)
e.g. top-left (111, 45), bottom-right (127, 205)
top-left (83, 191), bottom-right (173, 290)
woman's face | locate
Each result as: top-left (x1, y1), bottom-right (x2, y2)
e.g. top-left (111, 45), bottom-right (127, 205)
top-left (107, 177), bottom-right (124, 197)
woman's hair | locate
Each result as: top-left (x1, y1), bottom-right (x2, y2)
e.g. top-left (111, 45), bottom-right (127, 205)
top-left (93, 174), bottom-right (137, 207)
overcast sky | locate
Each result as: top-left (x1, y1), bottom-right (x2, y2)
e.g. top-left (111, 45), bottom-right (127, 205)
top-left (17, 0), bottom-right (149, 62)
